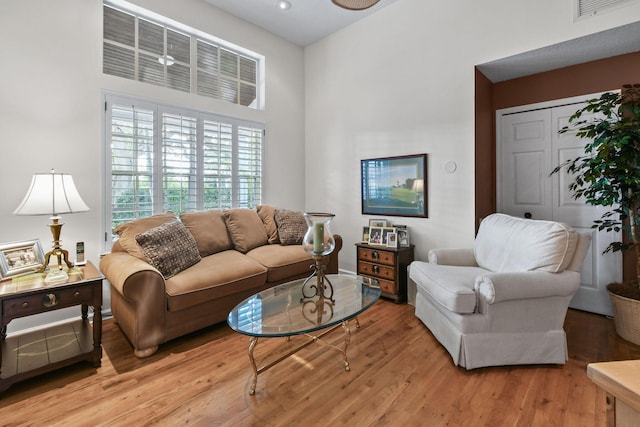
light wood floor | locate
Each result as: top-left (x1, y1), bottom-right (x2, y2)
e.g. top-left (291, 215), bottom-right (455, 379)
top-left (1, 301), bottom-right (640, 426)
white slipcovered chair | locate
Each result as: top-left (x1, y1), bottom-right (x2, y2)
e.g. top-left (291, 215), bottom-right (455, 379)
top-left (408, 213), bottom-right (591, 370)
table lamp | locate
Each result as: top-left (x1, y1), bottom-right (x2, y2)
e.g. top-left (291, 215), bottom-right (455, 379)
top-left (13, 169), bottom-right (89, 284)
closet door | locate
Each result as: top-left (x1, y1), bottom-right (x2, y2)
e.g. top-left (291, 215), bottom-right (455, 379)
top-left (498, 101), bottom-right (621, 316)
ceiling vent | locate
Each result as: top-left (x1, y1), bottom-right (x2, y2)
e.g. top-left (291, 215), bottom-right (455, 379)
top-left (575, 0), bottom-right (637, 18)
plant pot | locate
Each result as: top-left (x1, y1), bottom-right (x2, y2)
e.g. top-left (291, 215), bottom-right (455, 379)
top-left (608, 291), bottom-right (640, 346)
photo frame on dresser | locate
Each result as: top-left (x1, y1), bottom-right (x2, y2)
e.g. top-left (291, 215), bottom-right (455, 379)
top-left (0, 239), bottom-right (45, 278)
top-left (387, 232), bottom-right (398, 248)
top-left (368, 227), bottom-right (384, 245)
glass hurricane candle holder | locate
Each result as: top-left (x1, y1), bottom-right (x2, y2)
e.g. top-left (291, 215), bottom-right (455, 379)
top-left (302, 213), bottom-right (335, 256)
top-left (301, 213), bottom-right (336, 301)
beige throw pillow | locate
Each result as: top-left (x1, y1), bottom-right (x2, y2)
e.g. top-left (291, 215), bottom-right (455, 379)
top-left (180, 210), bottom-right (233, 256)
top-left (135, 220), bottom-right (201, 278)
top-left (113, 212), bottom-right (177, 261)
top-left (257, 205), bottom-right (280, 244)
top-left (275, 209), bottom-right (307, 245)
top-left (223, 208), bottom-right (269, 253)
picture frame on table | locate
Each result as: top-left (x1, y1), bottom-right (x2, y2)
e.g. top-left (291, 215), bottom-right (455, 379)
top-left (368, 227), bottom-right (384, 245)
top-left (387, 232), bottom-right (398, 248)
top-left (368, 219), bottom-right (388, 227)
top-left (397, 228), bottom-right (410, 247)
top-left (381, 227), bottom-right (397, 246)
top-left (362, 226), bottom-right (370, 243)
top-left (0, 239), bottom-right (45, 279)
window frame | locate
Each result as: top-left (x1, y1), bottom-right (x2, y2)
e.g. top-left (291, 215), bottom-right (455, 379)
top-left (103, 93), bottom-right (265, 250)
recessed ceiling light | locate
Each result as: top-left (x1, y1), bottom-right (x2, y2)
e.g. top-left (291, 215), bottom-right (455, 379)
top-left (277, 0), bottom-right (291, 10)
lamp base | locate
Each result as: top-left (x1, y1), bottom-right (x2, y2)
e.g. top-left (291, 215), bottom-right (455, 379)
top-left (44, 268), bottom-right (69, 285)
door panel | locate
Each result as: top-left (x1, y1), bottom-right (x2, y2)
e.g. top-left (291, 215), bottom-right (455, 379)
top-left (498, 100), bottom-right (621, 316)
top-left (500, 110), bottom-right (552, 220)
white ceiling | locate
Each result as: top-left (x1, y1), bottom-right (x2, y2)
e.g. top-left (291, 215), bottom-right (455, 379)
top-left (204, 0), bottom-right (640, 82)
top-left (204, 0), bottom-right (398, 47)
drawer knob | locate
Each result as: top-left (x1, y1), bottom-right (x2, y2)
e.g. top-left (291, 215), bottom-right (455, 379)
top-left (21, 302), bottom-right (29, 309)
top-left (74, 292), bottom-right (81, 298)
top-left (373, 265), bottom-right (380, 274)
top-left (372, 251), bottom-right (379, 260)
top-left (42, 293), bottom-right (59, 308)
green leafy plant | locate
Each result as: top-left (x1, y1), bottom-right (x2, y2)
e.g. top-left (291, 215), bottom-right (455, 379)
top-left (551, 84), bottom-right (640, 298)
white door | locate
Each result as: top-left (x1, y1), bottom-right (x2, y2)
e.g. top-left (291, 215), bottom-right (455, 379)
top-left (498, 98), bottom-right (621, 316)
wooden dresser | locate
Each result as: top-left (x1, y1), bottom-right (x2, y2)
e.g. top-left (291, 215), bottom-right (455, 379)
top-left (355, 243), bottom-right (414, 303)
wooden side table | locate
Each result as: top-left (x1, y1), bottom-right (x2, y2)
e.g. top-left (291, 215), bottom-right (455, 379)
top-left (356, 243), bottom-right (414, 303)
top-left (0, 261), bottom-right (103, 392)
top-left (587, 360), bottom-right (640, 427)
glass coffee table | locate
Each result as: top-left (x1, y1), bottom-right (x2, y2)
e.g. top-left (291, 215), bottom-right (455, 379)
top-left (227, 274), bottom-right (381, 395)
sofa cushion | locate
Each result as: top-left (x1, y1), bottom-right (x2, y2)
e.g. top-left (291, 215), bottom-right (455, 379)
top-left (474, 213), bottom-right (578, 273)
top-left (165, 250), bottom-right (268, 312)
top-left (113, 212), bottom-right (177, 262)
top-left (257, 205), bottom-right (280, 244)
top-left (180, 210), bottom-right (233, 257)
top-left (246, 244), bottom-right (313, 282)
top-left (275, 209), bottom-right (307, 245)
top-left (135, 220), bottom-right (201, 279)
top-left (410, 261), bottom-right (484, 314)
top-left (223, 208), bottom-right (269, 253)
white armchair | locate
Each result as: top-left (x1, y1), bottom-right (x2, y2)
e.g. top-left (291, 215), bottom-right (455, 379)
top-left (408, 213), bottom-right (591, 370)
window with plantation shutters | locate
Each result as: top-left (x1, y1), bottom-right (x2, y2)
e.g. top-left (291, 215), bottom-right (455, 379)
top-left (105, 94), bottom-right (264, 244)
top-left (110, 103), bottom-right (155, 226)
top-left (103, 1), bottom-right (261, 109)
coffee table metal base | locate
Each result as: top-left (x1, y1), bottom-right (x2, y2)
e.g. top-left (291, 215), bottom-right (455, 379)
top-left (247, 318), bottom-right (360, 395)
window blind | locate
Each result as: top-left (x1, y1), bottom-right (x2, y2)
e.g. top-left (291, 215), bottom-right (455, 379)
top-left (110, 104), bottom-right (155, 227)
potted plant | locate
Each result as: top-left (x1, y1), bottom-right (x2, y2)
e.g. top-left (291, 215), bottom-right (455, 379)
top-left (552, 83), bottom-right (640, 345)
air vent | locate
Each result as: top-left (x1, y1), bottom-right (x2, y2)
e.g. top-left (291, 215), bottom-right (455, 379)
top-left (576, 0), bottom-right (636, 18)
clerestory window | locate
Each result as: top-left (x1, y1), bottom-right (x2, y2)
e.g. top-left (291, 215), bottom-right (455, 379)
top-left (103, 1), bottom-right (261, 108)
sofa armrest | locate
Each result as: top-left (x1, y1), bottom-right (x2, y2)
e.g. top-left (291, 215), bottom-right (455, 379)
top-left (100, 251), bottom-right (164, 298)
top-left (100, 251), bottom-right (167, 356)
top-left (428, 248), bottom-right (477, 266)
top-left (475, 270), bottom-right (581, 304)
top-left (325, 234), bottom-right (343, 274)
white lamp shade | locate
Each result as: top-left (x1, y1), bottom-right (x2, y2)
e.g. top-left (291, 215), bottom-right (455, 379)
top-left (14, 170), bottom-right (89, 216)
top-left (412, 179), bottom-right (424, 193)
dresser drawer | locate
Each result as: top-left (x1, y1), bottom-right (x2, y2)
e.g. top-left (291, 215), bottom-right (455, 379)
top-left (358, 247), bottom-right (395, 267)
top-left (358, 261), bottom-right (395, 281)
top-left (3, 285), bottom-right (94, 318)
top-left (377, 278), bottom-right (397, 295)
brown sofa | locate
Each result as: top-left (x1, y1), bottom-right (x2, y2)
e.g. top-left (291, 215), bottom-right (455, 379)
top-left (100, 206), bottom-right (342, 357)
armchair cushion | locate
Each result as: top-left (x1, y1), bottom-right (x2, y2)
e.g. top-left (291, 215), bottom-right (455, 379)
top-left (410, 261), bottom-right (487, 314)
top-left (474, 213), bottom-right (577, 273)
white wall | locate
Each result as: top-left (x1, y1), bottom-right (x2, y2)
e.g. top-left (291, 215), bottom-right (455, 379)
top-left (304, 0), bottom-right (640, 273)
top-left (0, 0), bottom-right (305, 331)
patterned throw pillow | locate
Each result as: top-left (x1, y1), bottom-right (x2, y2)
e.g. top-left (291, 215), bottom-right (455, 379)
top-left (135, 220), bottom-right (201, 278)
top-left (275, 209), bottom-right (307, 245)
top-left (113, 212), bottom-right (177, 262)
